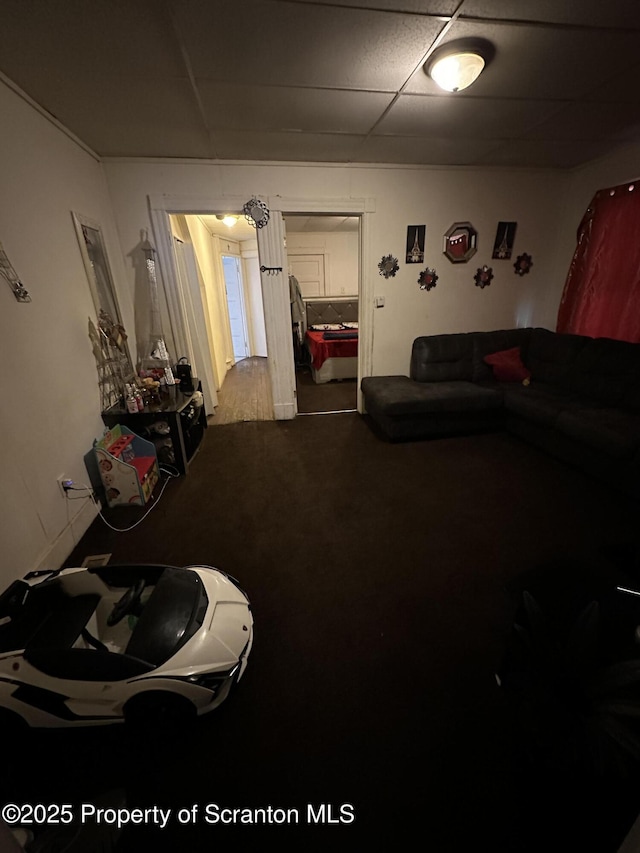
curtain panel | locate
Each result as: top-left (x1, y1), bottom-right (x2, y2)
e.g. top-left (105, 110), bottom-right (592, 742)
top-left (556, 180), bottom-right (640, 342)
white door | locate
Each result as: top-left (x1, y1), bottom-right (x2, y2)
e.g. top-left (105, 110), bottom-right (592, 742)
top-left (222, 256), bottom-right (249, 361)
top-left (289, 254), bottom-right (325, 298)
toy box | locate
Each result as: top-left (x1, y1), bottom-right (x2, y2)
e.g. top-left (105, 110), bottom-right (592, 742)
top-left (94, 425), bottom-right (159, 507)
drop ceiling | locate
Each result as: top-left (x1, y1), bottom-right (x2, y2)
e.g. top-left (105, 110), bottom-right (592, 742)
top-left (2, 0), bottom-right (640, 169)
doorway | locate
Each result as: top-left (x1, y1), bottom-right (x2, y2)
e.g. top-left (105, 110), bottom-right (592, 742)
top-left (286, 215), bottom-right (360, 415)
top-left (222, 255), bottom-right (249, 361)
top-left (151, 197), bottom-right (371, 423)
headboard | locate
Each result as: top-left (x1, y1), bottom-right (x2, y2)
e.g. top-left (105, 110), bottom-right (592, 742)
top-left (305, 299), bottom-right (358, 328)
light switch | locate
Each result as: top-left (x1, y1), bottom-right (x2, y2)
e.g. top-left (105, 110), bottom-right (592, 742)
top-left (375, 296), bottom-right (385, 308)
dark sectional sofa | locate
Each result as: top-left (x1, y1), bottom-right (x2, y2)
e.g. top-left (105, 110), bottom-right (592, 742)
top-left (361, 327), bottom-right (640, 499)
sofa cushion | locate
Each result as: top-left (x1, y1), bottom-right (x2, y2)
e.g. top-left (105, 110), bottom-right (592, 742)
top-left (361, 376), bottom-right (503, 416)
top-left (472, 328), bottom-right (532, 382)
top-left (483, 347), bottom-right (531, 383)
top-left (556, 407), bottom-right (640, 459)
top-left (502, 382), bottom-right (586, 427)
top-left (410, 334), bottom-right (474, 382)
top-left (526, 328), bottom-right (589, 384)
top-left (561, 336), bottom-right (640, 406)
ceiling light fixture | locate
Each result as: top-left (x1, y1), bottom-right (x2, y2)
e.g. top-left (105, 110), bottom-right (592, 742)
top-left (216, 214), bottom-right (238, 227)
top-left (425, 38), bottom-right (494, 93)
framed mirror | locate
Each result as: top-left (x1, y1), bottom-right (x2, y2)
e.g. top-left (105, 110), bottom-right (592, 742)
top-left (443, 221), bottom-right (478, 263)
top-left (72, 212), bottom-right (135, 408)
top-left (72, 212), bottom-right (124, 324)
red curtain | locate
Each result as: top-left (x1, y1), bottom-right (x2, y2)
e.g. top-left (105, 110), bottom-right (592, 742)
top-left (556, 179), bottom-right (640, 342)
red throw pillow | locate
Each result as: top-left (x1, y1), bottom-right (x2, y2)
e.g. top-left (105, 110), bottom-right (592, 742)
top-left (483, 347), bottom-right (531, 384)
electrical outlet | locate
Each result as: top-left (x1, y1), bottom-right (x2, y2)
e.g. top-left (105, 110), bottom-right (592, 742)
top-left (57, 475), bottom-right (73, 496)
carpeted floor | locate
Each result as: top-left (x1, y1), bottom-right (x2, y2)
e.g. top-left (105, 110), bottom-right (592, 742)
top-left (4, 414), bottom-right (640, 851)
top-left (295, 367), bottom-right (357, 413)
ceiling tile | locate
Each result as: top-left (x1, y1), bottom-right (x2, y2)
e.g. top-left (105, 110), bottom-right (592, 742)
top-left (460, 0), bottom-right (640, 28)
top-left (1, 0), bottom-right (639, 169)
top-left (473, 139), bottom-right (613, 168)
top-left (211, 131), bottom-right (365, 162)
top-left (375, 94), bottom-right (562, 138)
top-left (36, 76), bottom-right (211, 158)
top-left (198, 83), bottom-right (395, 134)
top-left (175, 0), bottom-right (445, 90)
top-left (356, 135), bottom-right (499, 164)
top-left (404, 20), bottom-right (640, 99)
top-left (285, 0), bottom-right (459, 13)
top-left (523, 101), bottom-right (640, 142)
top-left (1, 0), bottom-right (184, 78)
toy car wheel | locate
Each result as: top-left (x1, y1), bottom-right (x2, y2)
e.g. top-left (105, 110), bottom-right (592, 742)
top-left (123, 691), bottom-right (197, 728)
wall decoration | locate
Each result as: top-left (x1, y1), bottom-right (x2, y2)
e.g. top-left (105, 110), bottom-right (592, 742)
top-left (89, 311), bottom-right (135, 411)
top-left (514, 253), bottom-right (533, 276)
top-left (138, 238), bottom-right (174, 380)
top-left (378, 254), bottom-right (399, 278)
top-left (406, 225), bottom-right (426, 264)
top-left (474, 265), bottom-right (494, 288)
top-left (492, 221), bottom-right (518, 259)
top-left (443, 222), bottom-right (477, 263)
top-left (0, 241), bottom-right (31, 302)
top-left (418, 268), bottom-right (438, 291)
top-left (243, 197), bottom-right (270, 229)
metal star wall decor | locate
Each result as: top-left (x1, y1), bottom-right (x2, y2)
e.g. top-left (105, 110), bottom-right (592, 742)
top-left (242, 197), bottom-right (270, 229)
top-left (474, 265), bottom-right (494, 288)
top-left (378, 254), bottom-right (399, 278)
top-left (418, 267), bottom-right (438, 290)
top-left (514, 253), bottom-right (533, 276)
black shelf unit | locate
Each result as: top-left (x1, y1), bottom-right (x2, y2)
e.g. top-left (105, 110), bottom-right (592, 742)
top-left (101, 381), bottom-right (206, 476)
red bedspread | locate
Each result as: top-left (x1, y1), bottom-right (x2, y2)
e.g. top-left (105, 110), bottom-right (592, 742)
top-left (305, 330), bottom-right (358, 370)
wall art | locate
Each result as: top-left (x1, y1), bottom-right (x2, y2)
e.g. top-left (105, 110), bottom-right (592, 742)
top-left (514, 253), bottom-right (533, 276)
top-left (406, 225), bottom-right (426, 264)
top-left (443, 222), bottom-right (477, 263)
top-left (378, 254), bottom-right (399, 278)
top-left (0, 241), bottom-right (31, 302)
top-left (474, 265), bottom-right (494, 288)
top-left (243, 197), bottom-right (270, 229)
top-left (492, 221), bottom-right (518, 259)
top-left (418, 268), bottom-right (438, 290)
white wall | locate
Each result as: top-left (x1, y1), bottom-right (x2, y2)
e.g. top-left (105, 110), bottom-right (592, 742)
top-left (0, 80), bottom-right (132, 585)
top-left (103, 160), bottom-right (570, 376)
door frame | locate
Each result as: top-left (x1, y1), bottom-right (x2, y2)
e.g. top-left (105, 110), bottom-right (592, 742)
top-left (149, 194), bottom-right (374, 419)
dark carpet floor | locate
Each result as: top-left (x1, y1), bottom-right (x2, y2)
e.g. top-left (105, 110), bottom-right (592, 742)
top-left (295, 367), bottom-right (356, 413)
top-left (4, 414), bottom-right (640, 852)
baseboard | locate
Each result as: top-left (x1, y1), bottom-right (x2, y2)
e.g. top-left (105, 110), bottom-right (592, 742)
top-left (31, 497), bottom-right (99, 574)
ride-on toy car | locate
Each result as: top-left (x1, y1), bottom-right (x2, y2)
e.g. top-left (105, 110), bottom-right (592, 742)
top-left (0, 563), bottom-right (253, 727)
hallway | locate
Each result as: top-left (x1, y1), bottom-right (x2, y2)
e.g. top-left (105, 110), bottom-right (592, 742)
top-left (209, 357), bottom-right (274, 425)
top-left (209, 357), bottom-right (357, 424)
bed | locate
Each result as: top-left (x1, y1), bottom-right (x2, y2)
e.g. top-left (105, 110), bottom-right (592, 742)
top-left (304, 299), bottom-right (358, 384)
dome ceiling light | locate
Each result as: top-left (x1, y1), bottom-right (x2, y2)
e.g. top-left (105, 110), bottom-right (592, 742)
top-left (424, 39), bottom-right (494, 93)
top-left (216, 214), bottom-right (239, 227)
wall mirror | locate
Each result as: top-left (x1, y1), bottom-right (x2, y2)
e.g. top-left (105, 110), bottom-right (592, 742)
top-left (72, 212), bottom-right (124, 324)
top-left (72, 212), bottom-right (134, 407)
top-left (443, 221), bottom-right (478, 263)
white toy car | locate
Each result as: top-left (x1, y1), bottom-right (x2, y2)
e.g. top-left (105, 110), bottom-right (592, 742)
top-left (0, 563), bottom-right (253, 727)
